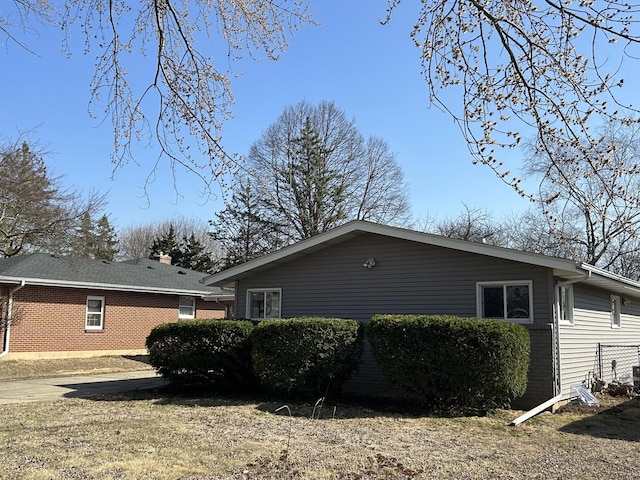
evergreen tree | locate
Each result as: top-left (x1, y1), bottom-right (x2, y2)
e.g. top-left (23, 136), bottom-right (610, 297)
top-left (93, 215), bottom-right (119, 261)
top-left (178, 233), bottom-right (216, 273)
top-left (275, 117), bottom-right (347, 239)
top-left (148, 224), bottom-right (182, 264)
top-left (247, 101), bottom-right (411, 244)
top-left (209, 177), bottom-right (282, 271)
top-left (73, 212), bottom-right (119, 261)
top-left (0, 140), bottom-right (107, 257)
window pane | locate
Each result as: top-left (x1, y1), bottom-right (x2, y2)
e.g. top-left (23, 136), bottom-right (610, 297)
top-left (506, 285), bottom-right (529, 319)
top-left (87, 299), bottom-right (102, 312)
top-left (250, 292), bottom-right (265, 318)
top-left (482, 287), bottom-right (504, 318)
top-left (611, 296), bottom-right (621, 327)
top-left (265, 291), bottom-right (280, 318)
top-left (179, 296), bottom-right (195, 318)
top-left (86, 314), bottom-right (102, 327)
top-left (85, 297), bottom-right (104, 329)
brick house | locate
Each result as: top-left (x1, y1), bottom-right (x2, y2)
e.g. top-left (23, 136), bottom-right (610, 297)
top-left (0, 254), bottom-right (233, 359)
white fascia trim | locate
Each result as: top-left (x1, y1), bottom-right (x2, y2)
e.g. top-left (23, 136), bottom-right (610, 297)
top-left (580, 263), bottom-right (640, 292)
top-left (204, 220), bottom-right (583, 285)
top-left (0, 275), bottom-right (218, 297)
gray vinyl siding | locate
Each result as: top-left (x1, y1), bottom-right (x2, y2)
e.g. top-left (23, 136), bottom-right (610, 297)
top-left (558, 284), bottom-right (640, 398)
top-left (235, 232), bottom-right (556, 408)
top-left (236, 232), bottom-right (553, 325)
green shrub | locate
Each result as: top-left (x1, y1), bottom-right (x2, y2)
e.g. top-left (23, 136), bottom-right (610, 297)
top-left (251, 317), bottom-right (364, 398)
top-left (367, 314), bottom-right (530, 411)
top-left (146, 319), bottom-right (255, 389)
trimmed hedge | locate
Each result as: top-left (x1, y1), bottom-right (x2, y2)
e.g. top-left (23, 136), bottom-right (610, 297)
top-left (367, 314), bottom-right (530, 411)
top-left (146, 319), bottom-right (255, 389)
top-left (251, 317), bottom-right (363, 397)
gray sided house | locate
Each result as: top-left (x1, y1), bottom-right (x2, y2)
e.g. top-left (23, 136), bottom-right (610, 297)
top-left (204, 221), bottom-right (640, 409)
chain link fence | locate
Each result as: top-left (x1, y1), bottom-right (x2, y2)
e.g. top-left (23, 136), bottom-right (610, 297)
top-left (595, 344), bottom-right (640, 387)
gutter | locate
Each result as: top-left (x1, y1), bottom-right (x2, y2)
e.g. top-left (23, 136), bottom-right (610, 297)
top-left (1, 280), bottom-right (26, 358)
top-left (557, 270), bottom-right (591, 288)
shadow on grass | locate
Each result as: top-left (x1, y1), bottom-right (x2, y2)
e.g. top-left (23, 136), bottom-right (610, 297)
top-left (75, 380), bottom-right (431, 419)
top-left (558, 397), bottom-right (640, 442)
top-left (73, 379), bottom-right (497, 420)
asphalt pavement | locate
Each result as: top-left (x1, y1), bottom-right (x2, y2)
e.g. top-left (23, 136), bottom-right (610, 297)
top-left (0, 370), bottom-right (167, 404)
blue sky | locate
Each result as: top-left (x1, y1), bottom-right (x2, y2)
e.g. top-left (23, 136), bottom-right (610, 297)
top-left (1, 1), bottom-right (539, 231)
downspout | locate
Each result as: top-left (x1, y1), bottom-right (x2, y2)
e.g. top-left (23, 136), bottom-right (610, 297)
top-left (0, 280), bottom-right (26, 358)
top-left (511, 270), bottom-right (592, 426)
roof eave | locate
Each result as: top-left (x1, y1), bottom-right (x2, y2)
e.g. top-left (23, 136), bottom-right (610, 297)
top-left (0, 275), bottom-right (221, 297)
top-left (204, 220), bottom-right (583, 286)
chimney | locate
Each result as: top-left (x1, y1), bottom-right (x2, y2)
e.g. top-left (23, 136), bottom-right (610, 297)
top-left (157, 251), bottom-right (172, 265)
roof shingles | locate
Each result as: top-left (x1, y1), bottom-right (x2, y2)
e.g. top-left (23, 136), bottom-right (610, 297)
top-left (0, 254), bottom-right (231, 297)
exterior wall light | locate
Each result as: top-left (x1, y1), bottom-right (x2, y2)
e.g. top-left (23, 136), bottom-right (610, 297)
top-left (363, 257), bottom-right (376, 269)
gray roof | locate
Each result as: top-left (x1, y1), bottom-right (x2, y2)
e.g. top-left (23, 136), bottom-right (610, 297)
top-left (0, 253), bottom-right (233, 298)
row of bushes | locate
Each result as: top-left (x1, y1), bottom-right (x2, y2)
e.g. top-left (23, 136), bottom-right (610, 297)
top-left (146, 317), bottom-right (363, 397)
top-left (146, 315), bottom-right (530, 409)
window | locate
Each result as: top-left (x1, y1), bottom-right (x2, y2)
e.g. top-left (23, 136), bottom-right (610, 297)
top-left (85, 296), bottom-right (105, 330)
top-left (557, 285), bottom-right (574, 324)
top-left (247, 289), bottom-right (281, 320)
top-left (179, 296), bottom-right (196, 319)
top-left (611, 294), bottom-right (621, 328)
top-left (477, 281), bottom-right (533, 323)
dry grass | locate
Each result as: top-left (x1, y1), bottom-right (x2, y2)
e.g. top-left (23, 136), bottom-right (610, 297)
top-left (0, 355), bottom-right (153, 381)
top-left (1, 357), bottom-right (639, 479)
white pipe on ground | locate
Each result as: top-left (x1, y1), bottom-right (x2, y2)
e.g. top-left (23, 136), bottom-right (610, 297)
top-left (510, 394), bottom-right (564, 427)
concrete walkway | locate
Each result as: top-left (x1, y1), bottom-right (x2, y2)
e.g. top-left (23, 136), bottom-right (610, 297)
top-left (0, 370), bottom-right (167, 404)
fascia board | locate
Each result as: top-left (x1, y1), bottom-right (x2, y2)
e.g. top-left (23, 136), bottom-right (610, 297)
top-left (579, 263), bottom-right (640, 296)
top-left (0, 275), bottom-right (218, 297)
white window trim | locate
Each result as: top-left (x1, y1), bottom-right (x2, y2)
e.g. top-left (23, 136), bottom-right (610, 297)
top-left (246, 288), bottom-right (282, 320)
top-left (179, 296), bottom-right (196, 319)
top-left (610, 294), bottom-right (621, 329)
top-left (556, 284), bottom-right (574, 326)
top-left (476, 281), bottom-right (534, 324)
top-left (85, 295), bottom-right (105, 330)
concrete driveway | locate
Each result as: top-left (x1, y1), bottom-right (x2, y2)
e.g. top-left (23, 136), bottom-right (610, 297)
top-left (0, 370), bottom-right (167, 404)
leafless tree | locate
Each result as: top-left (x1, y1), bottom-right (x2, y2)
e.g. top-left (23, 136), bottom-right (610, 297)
top-left (0, 135), bottom-right (107, 257)
top-left (524, 119), bottom-right (640, 271)
top-left (2, 0), bottom-right (314, 196)
top-left (385, 0), bottom-right (640, 199)
top-left (5, 1), bottom-right (640, 204)
top-left (117, 215), bottom-right (221, 261)
top-left (424, 203), bottom-right (506, 245)
top-left (247, 100), bottom-right (412, 243)
top-left (502, 208), bottom-right (581, 260)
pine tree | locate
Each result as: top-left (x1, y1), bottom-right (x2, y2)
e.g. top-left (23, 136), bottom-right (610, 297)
top-left (209, 178), bottom-right (282, 271)
top-left (148, 224), bottom-right (182, 264)
top-left (280, 117), bottom-right (347, 239)
top-left (178, 233), bottom-right (216, 273)
top-left (93, 215), bottom-right (119, 261)
top-left (73, 213), bottom-right (119, 260)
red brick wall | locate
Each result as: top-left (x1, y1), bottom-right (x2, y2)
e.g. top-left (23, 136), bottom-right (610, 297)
top-left (7, 284), bottom-right (228, 354)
